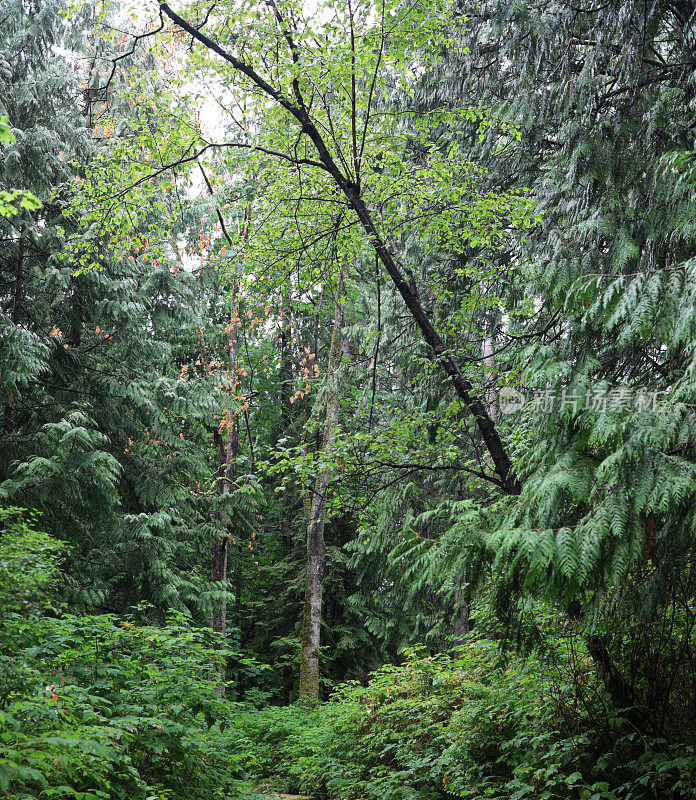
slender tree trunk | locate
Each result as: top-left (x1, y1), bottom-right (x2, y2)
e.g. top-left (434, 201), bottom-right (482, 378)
top-left (453, 584), bottom-right (471, 640)
top-left (10, 233), bottom-right (23, 328)
top-left (159, 3), bottom-right (519, 496)
top-left (279, 284), bottom-right (294, 556)
top-left (199, 167), bottom-right (251, 689)
top-left (3, 232), bottom-right (24, 439)
top-left (452, 336), bottom-right (495, 648)
top-left (340, 185), bottom-right (518, 492)
top-left (234, 542), bottom-right (244, 699)
top-left (279, 283), bottom-right (292, 430)
top-left (299, 270), bottom-right (345, 702)
top-left (482, 336), bottom-right (497, 423)
top-left (211, 287), bottom-right (240, 643)
top-left (211, 200), bottom-right (252, 652)
top-left (210, 514), bottom-right (229, 638)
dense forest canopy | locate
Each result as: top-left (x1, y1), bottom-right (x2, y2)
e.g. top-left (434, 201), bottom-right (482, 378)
top-left (2, 0), bottom-right (696, 797)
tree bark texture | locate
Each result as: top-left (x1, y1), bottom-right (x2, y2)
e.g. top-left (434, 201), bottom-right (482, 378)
top-left (211, 283), bottom-right (240, 645)
top-left (299, 270), bottom-right (345, 702)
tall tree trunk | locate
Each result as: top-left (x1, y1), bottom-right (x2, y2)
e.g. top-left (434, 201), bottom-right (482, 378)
top-left (299, 270), bottom-right (345, 702)
top-left (200, 165), bottom-right (251, 686)
top-left (211, 285), bottom-right (240, 646)
top-left (279, 284), bottom-right (294, 556)
top-left (234, 541), bottom-right (244, 699)
top-left (3, 231), bottom-right (24, 440)
top-left (482, 336), bottom-right (497, 423)
top-left (279, 282), bottom-right (292, 430)
top-left (452, 336), bottom-right (495, 648)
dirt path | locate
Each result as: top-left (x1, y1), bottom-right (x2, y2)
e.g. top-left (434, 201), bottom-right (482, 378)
top-left (235, 779), bottom-right (311, 800)
top-left (237, 788), bottom-right (310, 800)
top-left (255, 794), bottom-right (310, 800)
top-left (262, 795), bottom-right (310, 799)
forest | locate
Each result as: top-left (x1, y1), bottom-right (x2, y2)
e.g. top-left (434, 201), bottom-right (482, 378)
top-left (2, 0), bottom-right (696, 797)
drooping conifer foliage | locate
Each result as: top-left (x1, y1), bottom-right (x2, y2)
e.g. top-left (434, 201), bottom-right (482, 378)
top-left (393, 0), bottom-right (696, 727)
top-left (2, 0), bottom-right (696, 797)
top-left (1, 0), bottom-right (211, 614)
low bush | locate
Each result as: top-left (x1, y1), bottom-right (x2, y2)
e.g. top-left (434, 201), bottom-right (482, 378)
top-left (235, 642), bottom-right (696, 800)
top-left (229, 703), bottom-right (338, 795)
top-left (0, 608), bottom-right (246, 800)
top-left (0, 508), bottom-right (243, 800)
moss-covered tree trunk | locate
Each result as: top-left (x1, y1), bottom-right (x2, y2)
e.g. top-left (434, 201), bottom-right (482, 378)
top-left (299, 270), bottom-right (345, 702)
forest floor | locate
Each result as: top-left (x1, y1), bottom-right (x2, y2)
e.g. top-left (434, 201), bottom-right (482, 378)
top-left (256, 794), bottom-right (310, 799)
top-left (238, 784), bottom-right (311, 800)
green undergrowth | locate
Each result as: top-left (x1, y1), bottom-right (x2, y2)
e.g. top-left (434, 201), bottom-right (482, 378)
top-left (4, 507), bottom-right (696, 800)
top-left (0, 508), bottom-right (246, 800)
top-left (0, 607), bottom-right (249, 800)
top-left (233, 644), bottom-right (696, 800)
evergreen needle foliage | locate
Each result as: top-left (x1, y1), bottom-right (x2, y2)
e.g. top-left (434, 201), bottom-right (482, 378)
top-left (2, 0), bottom-right (696, 797)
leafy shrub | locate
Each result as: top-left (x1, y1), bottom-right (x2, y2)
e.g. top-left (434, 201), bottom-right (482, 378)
top-left (235, 642), bottom-right (696, 800)
top-left (0, 508), bottom-right (243, 800)
top-left (0, 607), bottom-right (244, 799)
top-left (229, 703), bottom-right (338, 795)
top-left (229, 643), bottom-right (549, 799)
top-left (0, 506), bottom-right (63, 612)
top-left (320, 643), bottom-right (551, 800)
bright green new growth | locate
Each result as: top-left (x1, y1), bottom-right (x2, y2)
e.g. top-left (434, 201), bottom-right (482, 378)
top-left (0, 115), bottom-right (42, 217)
top-left (2, 0), bottom-right (696, 798)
